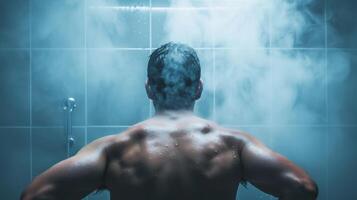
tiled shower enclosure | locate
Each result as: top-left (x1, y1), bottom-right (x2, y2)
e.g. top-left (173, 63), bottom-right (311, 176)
top-left (0, 0), bottom-right (356, 199)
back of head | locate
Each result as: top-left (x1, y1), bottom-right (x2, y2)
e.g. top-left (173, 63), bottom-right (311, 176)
top-left (147, 42), bottom-right (201, 111)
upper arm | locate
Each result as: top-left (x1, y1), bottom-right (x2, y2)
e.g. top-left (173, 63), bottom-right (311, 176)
top-left (22, 136), bottom-right (115, 200)
top-left (239, 133), bottom-right (318, 199)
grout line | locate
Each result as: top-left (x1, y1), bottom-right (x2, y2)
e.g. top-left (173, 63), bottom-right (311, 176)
top-left (2, 47), bottom-right (357, 51)
top-left (149, 0), bottom-right (153, 117)
top-left (2, 124), bottom-right (357, 129)
top-left (0, 126), bottom-right (63, 129)
top-left (0, 126), bottom-right (100, 128)
top-left (268, 5), bottom-right (272, 50)
top-left (84, 0), bottom-right (88, 146)
top-left (0, 47), bottom-right (151, 51)
top-left (324, 0), bottom-right (329, 199)
top-left (86, 125), bottom-right (131, 128)
top-left (0, 48), bottom-right (27, 50)
top-left (211, 3), bottom-right (216, 121)
top-left (32, 47), bottom-right (151, 51)
top-left (89, 5), bottom-right (247, 11)
top-left (0, 127), bottom-right (29, 129)
top-left (326, 125), bottom-right (329, 199)
top-left (83, 3), bottom-right (88, 197)
top-left (212, 49), bottom-right (216, 121)
top-left (35, 126), bottom-right (66, 128)
top-left (268, 4), bottom-right (273, 165)
top-left (29, 0), bottom-right (33, 181)
top-left (149, 0), bottom-right (152, 50)
top-left (325, 0), bottom-right (329, 124)
top-left (221, 124), bottom-right (357, 128)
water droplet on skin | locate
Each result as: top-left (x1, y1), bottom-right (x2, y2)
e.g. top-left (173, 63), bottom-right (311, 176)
top-left (234, 153), bottom-right (239, 158)
top-left (232, 151), bottom-right (238, 158)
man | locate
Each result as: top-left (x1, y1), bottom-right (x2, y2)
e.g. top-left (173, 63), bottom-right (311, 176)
top-left (21, 42), bottom-right (318, 200)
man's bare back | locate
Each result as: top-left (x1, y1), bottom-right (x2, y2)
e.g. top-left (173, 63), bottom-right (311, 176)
top-left (21, 112), bottom-right (317, 200)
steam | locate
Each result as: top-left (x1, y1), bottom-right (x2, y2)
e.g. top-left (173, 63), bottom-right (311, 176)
top-left (16, 0), bottom-right (348, 128)
top-left (158, 0), bottom-right (350, 125)
top-left (84, 0), bottom-right (352, 125)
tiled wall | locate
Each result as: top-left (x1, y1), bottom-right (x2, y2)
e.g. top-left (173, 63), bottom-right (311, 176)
top-left (0, 0), bottom-right (356, 200)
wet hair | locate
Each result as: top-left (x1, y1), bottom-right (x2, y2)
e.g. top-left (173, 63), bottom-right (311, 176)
top-left (148, 42), bottom-right (201, 111)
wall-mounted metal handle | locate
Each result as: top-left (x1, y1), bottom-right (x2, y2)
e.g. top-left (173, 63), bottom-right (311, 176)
top-left (63, 97), bottom-right (77, 157)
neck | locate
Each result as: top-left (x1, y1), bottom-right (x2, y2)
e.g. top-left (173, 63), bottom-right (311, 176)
top-left (154, 108), bottom-right (195, 117)
top-left (153, 101), bottom-right (195, 116)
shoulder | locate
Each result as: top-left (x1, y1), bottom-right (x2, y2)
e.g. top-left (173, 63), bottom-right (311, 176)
top-left (214, 126), bottom-right (260, 150)
top-left (92, 125), bottom-right (149, 157)
top-left (91, 124), bottom-right (148, 145)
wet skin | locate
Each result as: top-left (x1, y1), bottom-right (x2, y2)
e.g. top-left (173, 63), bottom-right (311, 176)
top-left (21, 112), bottom-right (318, 200)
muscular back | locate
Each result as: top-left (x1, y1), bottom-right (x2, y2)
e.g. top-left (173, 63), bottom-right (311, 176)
top-left (21, 112), bottom-right (318, 200)
top-left (105, 115), bottom-right (243, 200)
